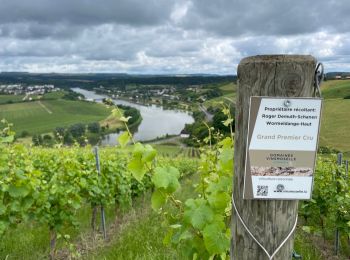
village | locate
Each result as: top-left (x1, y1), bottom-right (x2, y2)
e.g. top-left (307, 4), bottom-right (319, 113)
top-left (93, 83), bottom-right (217, 110)
top-left (0, 84), bottom-right (60, 100)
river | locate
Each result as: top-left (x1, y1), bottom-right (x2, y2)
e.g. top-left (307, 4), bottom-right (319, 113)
top-left (71, 88), bottom-right (194, 145)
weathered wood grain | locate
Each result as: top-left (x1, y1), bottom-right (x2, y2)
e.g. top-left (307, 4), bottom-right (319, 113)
top-left (231, 55), bottom-right (316, 260)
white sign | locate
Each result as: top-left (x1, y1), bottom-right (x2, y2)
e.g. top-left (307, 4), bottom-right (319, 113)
top-left (243, 97), bottom-right (322, 200)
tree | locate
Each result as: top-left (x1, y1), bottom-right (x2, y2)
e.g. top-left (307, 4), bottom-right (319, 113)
top-left (87, 122), bottom-right (100, 133)
top-left (54, 127), bottom-right (65, 140)
top-left (32, 134), bottom-right (43, 146)
top-left (42, 134), bottom-right (54, 147)
top-left (68, 123), bottom-right (85, 138)
top-left (63, 132), bottom-right (74, 145)
top-left (212, 111), bottom-right (232, 134)
top-left (20, 130), bottom-right (29, 138)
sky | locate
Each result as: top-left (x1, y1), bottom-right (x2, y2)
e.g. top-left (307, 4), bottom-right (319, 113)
top-left (0, 0), bottom-right (349, 74)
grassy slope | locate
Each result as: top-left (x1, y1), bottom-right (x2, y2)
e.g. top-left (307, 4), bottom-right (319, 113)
top-left (0, 100), bottom-right (112, 134)
top-left (318, 80), bottom-right (350, 154)
top-left (0, 94), bottom-right (25, 104)
top-left (319, 99), bottom-right (350, 152)
top-left (204, 82), bottom-right (237, 108)
top-left (321, 79), bottom-right (350, 99)
top-left (87, 176), bottom-right (198, 260)
top-left (42, 91), bottom-right (66, 99)
top-left (219, 82), bottom-right (237, 95)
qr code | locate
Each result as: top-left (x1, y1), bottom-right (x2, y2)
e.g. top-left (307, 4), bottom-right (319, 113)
top-left (257, 185), bottom-right (268, 196)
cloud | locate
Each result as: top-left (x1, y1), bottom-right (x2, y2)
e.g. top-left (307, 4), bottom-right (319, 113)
top-left (181, 0), bottom-right (350, 36)
top-left (0, 0), bottom-right (349, 73)
top-left (0, 0), bottom-right (173, 26)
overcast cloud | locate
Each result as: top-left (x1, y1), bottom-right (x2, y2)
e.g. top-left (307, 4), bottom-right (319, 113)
top-left (0, 0), bottom-right (349, 74)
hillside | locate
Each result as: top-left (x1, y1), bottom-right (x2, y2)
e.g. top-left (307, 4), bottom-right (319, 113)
top-left (0, 99), bottom-right (113, 135)
top-left (319, 80), bottom-right (350, 155)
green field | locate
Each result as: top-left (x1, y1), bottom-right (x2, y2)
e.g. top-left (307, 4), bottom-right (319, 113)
top-left (0, 94), bottom-right (25, 104)
top-left (317, 80), bottom-right (350, 155)
top-left (321, 79), bottom-right (350, 99)
top-left (320, 98), bottom-right (350, 152)
top-left (42, 90), bottom-right (66, 99)
top-left (204, 93), bottom-right (236, 108)
top-left (0, 100), bottom-right (112, 135)
top-left (0, 91), bottom-right (66, 105)
top-left (219, 82), bottom-right (237, 95)
top-left (203, 82), bottom-right (237, 108)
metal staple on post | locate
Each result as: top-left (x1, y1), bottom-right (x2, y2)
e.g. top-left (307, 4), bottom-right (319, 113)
top-left (94, 146), bottom-right (107, 240)
top-left (314, 62), bottom-right (324, 98)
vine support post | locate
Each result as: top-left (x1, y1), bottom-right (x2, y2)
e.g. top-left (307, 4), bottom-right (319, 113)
top-left (94, 146), bottom-right (107, 240)
top-left (231, 55), bottom-right (316, 259)
top-left (335, 153), bottom-right (343, 255)
top-left (49, 228), bottom-right (57, 260)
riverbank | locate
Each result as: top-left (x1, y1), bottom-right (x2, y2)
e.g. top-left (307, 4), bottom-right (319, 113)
top-left (72, 88), bottom-right (194, 145)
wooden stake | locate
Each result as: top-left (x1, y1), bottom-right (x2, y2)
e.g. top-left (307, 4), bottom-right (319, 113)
top-left (231, 55), bottom-right (316, 260)
top-left (335, 153), bottom-right (343, 255)
top-left (49, 228), bottom-right (57, 260)
top-left (94, 146), bottom-right (107, 240)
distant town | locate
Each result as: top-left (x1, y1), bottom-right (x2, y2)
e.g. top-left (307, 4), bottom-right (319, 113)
top-left (0, 84), bottom-right (60, 98)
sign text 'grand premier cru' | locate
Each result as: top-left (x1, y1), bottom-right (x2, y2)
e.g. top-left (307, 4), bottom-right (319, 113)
top-left (243, 97), bottom-right (322, 200)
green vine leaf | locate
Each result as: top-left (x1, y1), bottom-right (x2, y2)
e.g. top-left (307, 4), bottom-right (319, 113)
top-left (151, 189), bottom-right (167, 210)
top-left (142, 145), bottom-right (157, 163)
top-left (203, 222), bottom-right (230, 255)
top-left (8, 185), bottom-right (30, 198)
top-left (207, 192), bottom-right (231, 212)
top-left (128, 157), bottom-right (146, 182)
top-left (118, 131), bottom-right (130, 148)
top-left (184, 198), bottom-right (214, 230)
top-left (152, 166), bottom-right (180, 193)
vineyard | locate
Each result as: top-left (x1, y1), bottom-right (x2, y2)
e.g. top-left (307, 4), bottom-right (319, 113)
top-left (1, 111), bottom-right (350, 259)
top-left (0, 121), bottom-right (199, 259)
top-left (300, 154), bottom-right (350, 257)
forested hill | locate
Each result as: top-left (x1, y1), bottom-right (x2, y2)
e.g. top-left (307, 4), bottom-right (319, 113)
top-left (0, 72), bottom-right (236, 89)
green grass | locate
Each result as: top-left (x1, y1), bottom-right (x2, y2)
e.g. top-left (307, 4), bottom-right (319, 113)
top-left (151, 145), bottom-right (200, 158)
top-left (42, 90), bottom-right (66, 99)
top-left (0, 94), bottom-right (25, 104)
top-left (87, 175), bottom-right (198, 260)
top-left (311, 80), bottom-right (350, 155)
top-left (319, 99), bottom-right (350, 153)
top-left (0, 204), bottom-right (118, 260)
top-left (201, 82), bottom-right (237, 109)
top-left (219, 82), bottom-right (237, 95)
top-left (0, 100), bottom-right (112, 135)
top-left (87, 198), bottom-right (180, 260)
top-left (321, 80), bottom-right (350, 99)
top-left (153, 144), bottom-right (183, 157)
top-left (0, 91), bottom-right (66, 105)
top-left (204, 92), bottom-right (236, 109)
top-left (294, 230), bottom-right (324, 260)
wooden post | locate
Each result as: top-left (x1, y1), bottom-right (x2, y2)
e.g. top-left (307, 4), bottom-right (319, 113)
top-left (335, 153), bottom-right (343, 255)
top-left (231, 55), bottom-right (316, 259)
top-left (94, 146), bottom-right (107, 240)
